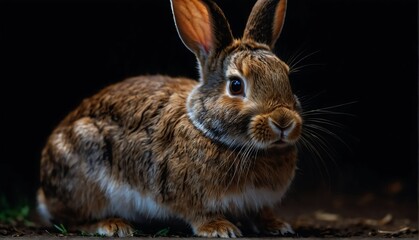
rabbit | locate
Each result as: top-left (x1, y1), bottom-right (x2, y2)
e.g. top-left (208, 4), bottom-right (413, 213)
top-left (37, 0), bottom-right (303, 237)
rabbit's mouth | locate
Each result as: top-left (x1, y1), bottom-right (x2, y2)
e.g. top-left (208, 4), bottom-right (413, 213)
top-left (272, 139), bottom-right (289, 147)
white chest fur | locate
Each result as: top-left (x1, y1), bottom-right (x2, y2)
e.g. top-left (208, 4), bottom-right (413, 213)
top-left (99, 176), bottom-right (171, 221)
top-left (103, 185), bottom-right (284, 220)
top-left (99, 167), bottom-right (286, 220)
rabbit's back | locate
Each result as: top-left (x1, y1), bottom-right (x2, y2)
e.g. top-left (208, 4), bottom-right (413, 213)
top-left (38, 75), bottom-right (198, 224)
top-left (61, 75), bottom-right (197, 127)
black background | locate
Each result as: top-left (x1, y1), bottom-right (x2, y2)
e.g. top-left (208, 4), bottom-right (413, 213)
top-left (1, 0), bottom-right (417, 206)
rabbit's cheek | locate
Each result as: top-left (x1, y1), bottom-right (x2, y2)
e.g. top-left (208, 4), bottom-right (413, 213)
top-left (249, 115), bottom-right (277, 147)
top-left (285, 117), bottom-right (302, 143)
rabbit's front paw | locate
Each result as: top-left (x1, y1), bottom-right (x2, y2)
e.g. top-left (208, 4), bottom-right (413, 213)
top-left (194, 218), bottom-right (242, 238)
top-left (94, 218), bottom-right (134, 237)
top-left (257, 207), bottom-right (295, 236)
top-left (261, 218), bottom-right (294, 236)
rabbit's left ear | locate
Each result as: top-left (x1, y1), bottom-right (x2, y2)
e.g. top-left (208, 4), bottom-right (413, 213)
top-left (243, 0), bottom-right (287, 49)
top-left (171, 0), bottom-right (233, 59)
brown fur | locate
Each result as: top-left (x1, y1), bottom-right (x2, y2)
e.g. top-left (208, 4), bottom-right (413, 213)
top-left (38, 0), bottom-right (301, 237)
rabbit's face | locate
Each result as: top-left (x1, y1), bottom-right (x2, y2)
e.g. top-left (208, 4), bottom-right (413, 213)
top-left (187, 44), bottom-right (302, 150)
top-left (228, 49), bottom-right (302, 149)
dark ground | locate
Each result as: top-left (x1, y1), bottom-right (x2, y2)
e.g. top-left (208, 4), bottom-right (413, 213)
top-left (1, 190), bottom-right (417, 238)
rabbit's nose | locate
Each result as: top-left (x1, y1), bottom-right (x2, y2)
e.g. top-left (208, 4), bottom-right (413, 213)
top-left (269, 118), bottom-right (294, 138)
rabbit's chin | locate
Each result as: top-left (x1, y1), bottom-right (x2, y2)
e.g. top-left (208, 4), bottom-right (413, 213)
top-left (253, 140), bottom-right (297, 151)
top-left (270, 140), bottom-right (293, 148)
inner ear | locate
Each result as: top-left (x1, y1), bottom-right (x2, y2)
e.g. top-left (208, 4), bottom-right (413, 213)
top-left (171, 0), bottom-right (234, 58)
top-left (171, 0), bottom-right (213, 55)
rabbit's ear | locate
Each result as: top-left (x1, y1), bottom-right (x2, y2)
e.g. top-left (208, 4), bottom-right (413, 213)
top-left (243, 0), bottom-right (287, 49)
top-left (171, 0), bottom-right (233, 59)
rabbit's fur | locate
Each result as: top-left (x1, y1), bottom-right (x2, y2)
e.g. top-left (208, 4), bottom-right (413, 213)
top-left (38, 0), bottom-right (302, 237)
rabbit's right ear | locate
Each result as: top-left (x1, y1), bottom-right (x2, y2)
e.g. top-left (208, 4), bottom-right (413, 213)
top-left (243, 0), bottom-right (287, 49)
top-left (170, 0), bottom-right (233, 60)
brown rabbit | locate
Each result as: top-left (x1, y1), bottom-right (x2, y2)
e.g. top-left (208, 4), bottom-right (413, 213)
top-left (37, 0), bottom-right (302, 237)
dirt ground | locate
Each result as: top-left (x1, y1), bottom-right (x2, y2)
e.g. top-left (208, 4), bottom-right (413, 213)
top-left (1, 191), bottom-right (417, 238)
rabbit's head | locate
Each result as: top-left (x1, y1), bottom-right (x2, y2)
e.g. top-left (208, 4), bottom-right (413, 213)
top-left (171, 0), bottom-right (301, 149)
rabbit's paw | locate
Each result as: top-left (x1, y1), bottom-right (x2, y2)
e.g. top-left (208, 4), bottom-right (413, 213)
top-left (194, 218), bottom-right (242, 238)
top-left (261, 218), bottom-right (294, 236)
top-left (257, 207), bottom-right (295, 236)
top-left (94, 218), bottom-right (134, 237)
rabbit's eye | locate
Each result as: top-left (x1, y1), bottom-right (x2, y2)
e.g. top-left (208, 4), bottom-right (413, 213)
top-left (229, 77), bottom-right (245, 96)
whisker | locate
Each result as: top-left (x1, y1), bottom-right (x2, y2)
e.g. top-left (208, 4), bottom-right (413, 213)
top-left (290, 63), bottom-right (326, 74)
top-left (224, 143), bottom-right (246, 191)
top-left (297, 135), bottom-right (332, 187)
top-left (295, 87), bottom-right (358, 191)
top-left (302, 101), bottom-right (358, 114)
top-left (243, 141), bottom-right (258, 186)
top-left (236, 145), bottom-right (250, 189)
top-left (285, 44), bottom-right (311, 68)
top-left (302, 109), bottom-right (356, 118)
top-left (289, 50), bottom-right (321, 73)
top-left (302, 128), bottom-right (338, 162)
top-left (304, 118), bottom-right (347, 129)
top-left (285, 43), bottom-right (317, 70)
top-left (298, 135), bottom-right (323, 163)
top-left (304, 124), bottom-right (353, 152)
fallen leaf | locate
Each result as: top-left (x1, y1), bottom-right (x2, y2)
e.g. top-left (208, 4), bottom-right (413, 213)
top-left (377, 226), bottom-right (416, 236)
top-left (314, 211), bottom-right (340, 222)
top-left (362, 214), bottom-right (393, 226)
